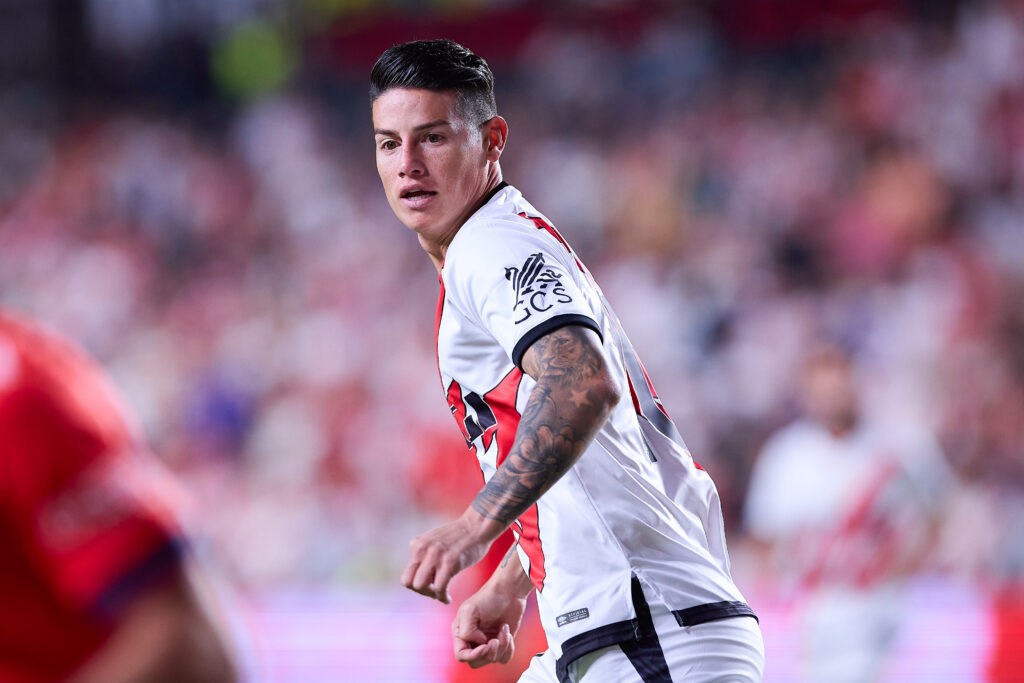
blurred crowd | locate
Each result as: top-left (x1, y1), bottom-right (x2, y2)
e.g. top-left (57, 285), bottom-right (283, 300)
top-left (1, 0), bottom-right (1022, 608)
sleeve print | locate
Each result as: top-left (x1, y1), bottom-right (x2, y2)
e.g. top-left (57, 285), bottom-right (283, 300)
top-left (447, 223), bottom-right (600, 361)
top-left (504, 252), bottom-right (575, 326)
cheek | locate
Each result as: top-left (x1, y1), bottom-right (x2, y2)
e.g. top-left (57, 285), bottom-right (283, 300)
top-left (377, 159), bottom-right (400, 192)
top-left (449, 147), bottom-right (482, 181)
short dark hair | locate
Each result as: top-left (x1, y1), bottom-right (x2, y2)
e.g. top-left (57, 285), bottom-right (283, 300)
top-left (370, 39), bottom-right (497, 125)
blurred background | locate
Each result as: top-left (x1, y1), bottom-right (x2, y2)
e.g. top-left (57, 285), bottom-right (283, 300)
top-left (1, 0), bottom-right (1023, 680)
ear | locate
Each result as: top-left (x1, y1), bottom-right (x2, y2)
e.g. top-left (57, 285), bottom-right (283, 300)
top-left (482, 116), bottom-right (508, 163)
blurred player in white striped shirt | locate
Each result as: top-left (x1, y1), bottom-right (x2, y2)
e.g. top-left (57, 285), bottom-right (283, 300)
top-left (745, 344), bottom-right (950, 683)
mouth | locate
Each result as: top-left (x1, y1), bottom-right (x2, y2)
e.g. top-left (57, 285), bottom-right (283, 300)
top-left (402, 189), bottom-right (436, 198)
top-left (400, 189), bottom-right (437, 209)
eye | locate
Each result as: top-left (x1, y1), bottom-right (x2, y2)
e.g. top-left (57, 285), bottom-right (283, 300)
top-left (379, 139), bottom-right (398, 151)
top-left (425, 133), bottom-right (443, 144)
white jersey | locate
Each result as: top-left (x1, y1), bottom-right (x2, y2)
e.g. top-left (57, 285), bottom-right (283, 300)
top-left (744, 417), bottom-right (948, 588)
top-left (436, 183), bottom-right (754, 675)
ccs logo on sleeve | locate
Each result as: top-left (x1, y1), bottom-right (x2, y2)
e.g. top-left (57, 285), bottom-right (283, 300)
top-left (505, 253), bottom-right (573, 324)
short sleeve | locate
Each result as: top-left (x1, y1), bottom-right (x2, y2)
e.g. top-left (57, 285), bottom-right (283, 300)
top-left (443, 220), bottom-right (602, 369)
top-left (33, 447), bottom-right (185, 616)
top-left (1, 354), bottom-right (184, 617)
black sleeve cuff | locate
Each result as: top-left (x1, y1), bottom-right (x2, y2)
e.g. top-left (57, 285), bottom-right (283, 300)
top-left (93, 536), bottom-right (187, 618)
top-left (511, 313), bottom-right (603, 370)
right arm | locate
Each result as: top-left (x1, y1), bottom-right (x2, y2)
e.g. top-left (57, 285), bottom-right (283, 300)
top-left (452, 542), bottom-right (534, 669)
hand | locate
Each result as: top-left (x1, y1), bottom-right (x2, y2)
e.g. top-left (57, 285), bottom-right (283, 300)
top-left (401, 509), bottom-right (502, 604)
top-left (452, 583), bottom-right (527, 669)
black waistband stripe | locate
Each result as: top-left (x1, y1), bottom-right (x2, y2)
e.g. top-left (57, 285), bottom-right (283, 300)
top-left (553, 575), bottom-right (758, 683)
top-left (672, 601), bottom-right (758, 627)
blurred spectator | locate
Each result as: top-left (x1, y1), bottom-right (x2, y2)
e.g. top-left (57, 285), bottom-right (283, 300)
top-left (744, 345), bottom-right (951, 683)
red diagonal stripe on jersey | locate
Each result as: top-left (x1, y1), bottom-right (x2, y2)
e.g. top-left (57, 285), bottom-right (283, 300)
top-left (482, 368), bottom-right (522, 453)
top-left (635, 355), bottom-right (672, 419)
top-left (802, 461), bottom-right (900, 589)
top-left (624, 371), bottom-right (643, 415)
top-left (434, 276), bottom-right (445, 387)
top-left (489, 368), bottom-right (545, 591)
top-left (517, 506), bottom-right (546, 592)
top-left (445, 380), bottom-right (474, 448)
top-left (518, 212), bottom-right (586, 273)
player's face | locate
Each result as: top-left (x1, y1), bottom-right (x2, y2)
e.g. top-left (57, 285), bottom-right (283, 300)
top-left (801, 360), bottom-right (859, 434)
top-left (373, 88), bottom-right (499, 247)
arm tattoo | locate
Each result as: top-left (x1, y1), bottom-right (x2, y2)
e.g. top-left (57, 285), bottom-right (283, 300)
top-left (500, 543), bottom-right (517, 569)
top-left (471, 325), bottom-right (617, 526)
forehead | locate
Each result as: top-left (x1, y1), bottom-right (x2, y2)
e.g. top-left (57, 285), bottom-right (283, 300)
top-left (371, 88), bottom-right (462, 130)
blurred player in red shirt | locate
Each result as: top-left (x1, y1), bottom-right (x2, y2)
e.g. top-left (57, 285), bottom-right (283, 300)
top-left (0, 310), bottom-right (236, 683)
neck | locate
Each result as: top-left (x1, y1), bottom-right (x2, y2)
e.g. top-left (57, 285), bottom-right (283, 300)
top-left (423, 170), bottom-right (505, 274)
top-left (422, 235), bottom-right (447, 273)
top-left (823, 413), bottom-right (858, 438)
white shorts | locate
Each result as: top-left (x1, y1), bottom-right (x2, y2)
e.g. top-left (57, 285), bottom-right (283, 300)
top-left (519, 606), bottom-right (764, 683)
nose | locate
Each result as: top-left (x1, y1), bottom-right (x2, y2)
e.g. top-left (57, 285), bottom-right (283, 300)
top-left (399, 143), bottom-right (424, 177)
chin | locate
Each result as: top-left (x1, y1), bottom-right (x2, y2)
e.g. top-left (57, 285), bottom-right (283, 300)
top-left (401, 212), bottom-right (432, 231)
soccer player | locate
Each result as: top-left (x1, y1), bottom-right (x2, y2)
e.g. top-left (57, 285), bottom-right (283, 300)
top-left (371, 40), bottom-right (763, 682)
top-left (744, 344), bottom-right (949, 683)
top-left (0, 310), bottom-right (236, 683)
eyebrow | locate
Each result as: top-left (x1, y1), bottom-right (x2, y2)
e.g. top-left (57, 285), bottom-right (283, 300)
top-left (374, 119), bottom-right (451, 137)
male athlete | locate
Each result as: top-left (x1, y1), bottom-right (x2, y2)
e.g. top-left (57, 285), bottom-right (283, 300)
top-left (372, 40), bottom-right (763, 682)
top-left (0, 310), bottom-right (236, 683)
top-left (745, 345), bottom-right (948, 682)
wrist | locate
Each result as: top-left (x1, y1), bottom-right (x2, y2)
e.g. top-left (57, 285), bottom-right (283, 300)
top-left (459, 505), bottom-right (506, 545)
top-left (487, 545), bottom-right (535, 599)
top-left (486, 566), bottom-right (533, 600)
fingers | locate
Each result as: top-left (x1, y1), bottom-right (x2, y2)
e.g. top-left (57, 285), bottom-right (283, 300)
top-left (453, 602), bottom-right (481, 642)
top-left (453, 624), bottom-right (514, 669)
top-left (401, 556), bottom-right (452, 603)
top-left (402, 534), bottom-right (462, 603)
top-left (431, 558), bottom-right (458, 604)
top-left (496, 623), bottom-right (514, 664)
top-left (399, 555), bottom-right (417, 589)
top-left (454, 639), bottom-right (496, 668)
top-left (401, 513), bottom-right (495, 603)
top-left (416, 552), bottom-right (454, 604)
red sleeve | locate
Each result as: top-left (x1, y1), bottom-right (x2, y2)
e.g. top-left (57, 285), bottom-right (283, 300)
top-left (0, 340), bottom-right (185, 617)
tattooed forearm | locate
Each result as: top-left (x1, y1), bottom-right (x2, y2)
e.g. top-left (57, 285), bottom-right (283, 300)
top-left (471, 325), bottom-right (620, 526)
